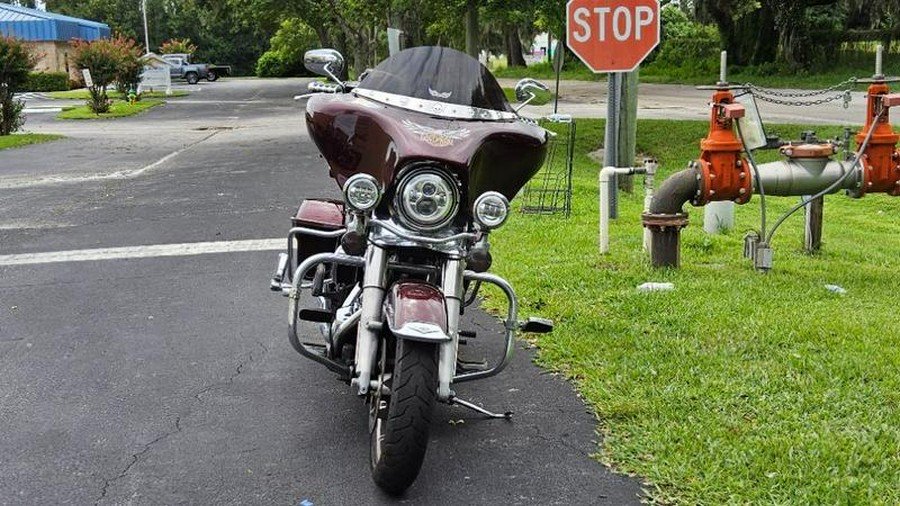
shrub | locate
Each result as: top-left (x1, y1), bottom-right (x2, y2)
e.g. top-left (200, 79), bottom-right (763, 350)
top-left (24, 72), bottom-right (70, 92)
top-left (72, 36), bottom-right (142, 113)
top-left (0, 36), bottom-right (35, 135)
top-left (112, 36), bottom-right (143, 97)
top-left (159, 38), bottom-right (198, 56)
top-left (255, 51), bottom-right (290, 77)
top-left (255, 18), bottom-right (317, 77)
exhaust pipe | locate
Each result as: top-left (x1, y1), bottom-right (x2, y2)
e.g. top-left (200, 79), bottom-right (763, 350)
top-left (641, 167), bottom-right (701, 268)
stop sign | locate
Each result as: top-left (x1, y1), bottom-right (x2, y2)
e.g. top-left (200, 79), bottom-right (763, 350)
top-left (566, 0), bottom-right (660, 73)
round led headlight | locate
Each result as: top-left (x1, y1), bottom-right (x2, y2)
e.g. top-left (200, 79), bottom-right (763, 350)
top-left (343, 174), bottom-right (381, 212)
top-left (396, 169), bottom-right (459, 230)
top-left (473, 192), bottom-right (510, 229)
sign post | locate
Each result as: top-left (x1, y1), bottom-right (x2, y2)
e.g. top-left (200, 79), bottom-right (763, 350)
top-left (567, 0), bottom-right (660, 220)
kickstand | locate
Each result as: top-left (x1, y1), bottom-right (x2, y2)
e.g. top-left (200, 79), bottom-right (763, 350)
top-left (449, 396), bottom-right (513, 420)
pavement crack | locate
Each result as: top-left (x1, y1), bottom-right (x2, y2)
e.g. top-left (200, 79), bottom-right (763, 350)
top-left (193, 340), bottom-right (270, 402)
top-left (526, 424), bottom-right (591, 458)
top-left (95, 416), bottom-right (182, 505)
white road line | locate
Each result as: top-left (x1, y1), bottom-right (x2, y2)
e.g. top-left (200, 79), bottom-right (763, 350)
top-left (0, 239), bottom-right (284, 267)
top-left (23, 107), bottom-right (63, 114)
top-left (0, 131), bottom-right (220, 190)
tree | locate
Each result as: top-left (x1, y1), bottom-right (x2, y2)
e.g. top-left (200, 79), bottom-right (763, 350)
top-left (72, 38), bottom-right (127, 113)
top-left (0, 36), bottom-right (35, 135)
top-left (255, 18), bottom-right (318, 77)
top-left (114, 36), bottom-right (144, 96)
top-left (159, 38), bottom-right (198, 56)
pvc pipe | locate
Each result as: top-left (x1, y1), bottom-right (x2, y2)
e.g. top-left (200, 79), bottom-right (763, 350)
top-left (600, 166), bottom-right (641, 254)
top-left (704, 201), bottom-right (735, 234)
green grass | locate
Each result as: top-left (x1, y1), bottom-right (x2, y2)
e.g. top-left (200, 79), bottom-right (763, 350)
top-left (501, 87), bottom-right (554, 106)
top-left (47, 89), bottom-right (188, 100)
top-left (57, 99), bottom-right (164, 120)
top-left (0, 133), bottom-right (64, 150)
top-left (493, 60), bottom-right (603, 82)
top-left (493, 52), bottom-right (890, 91)
top-left (485, 118), bottom-right (900, 504)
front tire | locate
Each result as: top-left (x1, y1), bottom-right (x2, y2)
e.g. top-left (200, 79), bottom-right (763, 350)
top-left (185, 72), bottom-right (199, 85)
top-left (370, 338), bottom-right (437, 495)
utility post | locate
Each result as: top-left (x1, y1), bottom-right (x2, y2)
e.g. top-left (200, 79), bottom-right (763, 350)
top-left (141, 0), bottom-right (150, 54)
top-left (566, 0), bottom-right (660, 239)
top-left (616, 69), bottom-right (639, 193)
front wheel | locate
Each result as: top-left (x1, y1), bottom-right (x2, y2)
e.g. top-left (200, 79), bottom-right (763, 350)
top-left (370, 338), bottom-right (437, 495)
top-left (185, 72), bottom-right (199, 84)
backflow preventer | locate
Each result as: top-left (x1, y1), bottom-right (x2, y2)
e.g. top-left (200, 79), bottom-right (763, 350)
top-left (642, 48), bottom-right (900, 272)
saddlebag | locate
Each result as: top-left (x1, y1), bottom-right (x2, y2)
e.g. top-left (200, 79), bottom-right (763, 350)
top-left (291, 199), bottom-right (345, 272)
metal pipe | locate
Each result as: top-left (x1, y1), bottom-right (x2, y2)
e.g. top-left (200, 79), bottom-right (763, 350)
top-left (453, 271), bottom-right (518, 384)
top-left (649, 167), bottom-right (700, 214)
top-left (604, 74), bottom-right (621, 219)
top-left (287, 252), bottom-right (365, 375)
top-left (642, 167), bottom-right (701, 268)
top-left (753, 159), bottom-right (859, 196)
top-left (876, 45), bottom-right (884, 78)
top-left (719, 50), bottom-right (728, 85)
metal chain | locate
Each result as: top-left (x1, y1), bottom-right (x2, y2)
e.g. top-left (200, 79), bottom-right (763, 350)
top-left (741, 78), bottom-right (858, 108)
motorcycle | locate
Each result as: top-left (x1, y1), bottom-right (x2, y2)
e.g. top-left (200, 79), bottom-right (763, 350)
top-left (270, 45), bottom-right (554, 494)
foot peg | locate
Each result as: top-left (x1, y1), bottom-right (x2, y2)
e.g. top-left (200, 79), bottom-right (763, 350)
top-left (449, 396), bottom-right (512, 420)
top-left (456, 358), bottom-right (488, 373)
top-left (298, 308), bottom-right (334, 323)
top-left (519, 317), bottom-right (553, 334)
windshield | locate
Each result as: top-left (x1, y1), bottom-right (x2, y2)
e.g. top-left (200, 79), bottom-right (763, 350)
top-left (356, 46), bottom-right (515, 121)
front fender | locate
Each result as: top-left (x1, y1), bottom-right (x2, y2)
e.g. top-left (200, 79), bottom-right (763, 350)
top-left (383, 282), bottom-right (450, 342)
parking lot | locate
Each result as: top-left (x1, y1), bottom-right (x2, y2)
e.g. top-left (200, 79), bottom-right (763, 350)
top-left (0, 79), bottom-right (642, 505)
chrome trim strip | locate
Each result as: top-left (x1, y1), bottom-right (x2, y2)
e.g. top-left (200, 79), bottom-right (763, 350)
top-left (390, 322), bottom-right (451, 342)
top-left (371, 219), bottom-right (477, 245)
top-left (354, 88), bottom-right (520, 121)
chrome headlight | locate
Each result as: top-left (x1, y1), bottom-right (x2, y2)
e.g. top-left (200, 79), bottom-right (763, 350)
top-left (343, 173), bottom-right (381, 212)
top-left (473, 192), bottom-right (510, 229)
top-left (395, 168), bottom-right (459, 230)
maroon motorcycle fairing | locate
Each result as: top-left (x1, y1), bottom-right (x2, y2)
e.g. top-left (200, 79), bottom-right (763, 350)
top-left (305, 94), bottom-right (548, 212)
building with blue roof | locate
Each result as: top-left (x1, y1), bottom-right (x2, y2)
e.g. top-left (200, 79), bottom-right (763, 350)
top-left (0, 2), bottom-right (111, 77)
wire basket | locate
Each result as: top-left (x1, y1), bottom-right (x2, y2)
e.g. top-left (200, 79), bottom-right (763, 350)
top-left (519, 114), bottom-right (576, 217)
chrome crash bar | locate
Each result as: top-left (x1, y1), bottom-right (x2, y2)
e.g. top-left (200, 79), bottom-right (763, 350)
top-left (453, 270), bottom-right (518, 384)
top-left (286, 252), bottom-right (365, 375)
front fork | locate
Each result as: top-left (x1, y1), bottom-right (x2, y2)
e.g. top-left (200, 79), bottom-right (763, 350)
top-left (438, 258), bottom-right (464, 400)
top-left (352, 245), bottom-right (464, 400)
top-left (353, 245), bottom-right (388, 396)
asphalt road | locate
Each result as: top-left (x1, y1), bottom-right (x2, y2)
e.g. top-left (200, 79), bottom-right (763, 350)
top-left (497, 78), bottom-right (869, 126)
top-left (0, 80), bottom-right (643, 505)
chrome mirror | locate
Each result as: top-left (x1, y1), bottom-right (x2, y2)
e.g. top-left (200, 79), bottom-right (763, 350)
top-left (514, 78), bottom-right (551, 112)
top-left (304, 49), bottom-right (346, 85)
